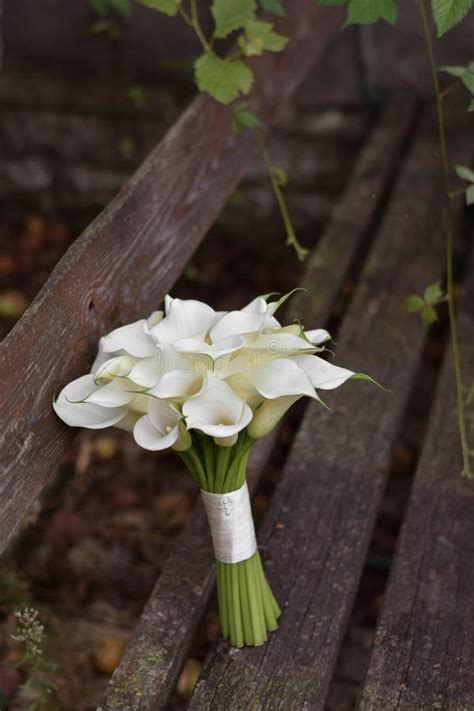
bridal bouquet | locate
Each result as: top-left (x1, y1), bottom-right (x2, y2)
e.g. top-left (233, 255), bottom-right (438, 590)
top-left (54, 293), bottom-right (368, 647)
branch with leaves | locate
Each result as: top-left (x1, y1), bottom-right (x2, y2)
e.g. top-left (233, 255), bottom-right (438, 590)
top-left (136, 0), bottom-right (307, 259)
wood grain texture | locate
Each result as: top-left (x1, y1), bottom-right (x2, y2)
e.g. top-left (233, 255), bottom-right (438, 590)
top-left (188, 113), bottom-right (449, 710)
top-left (100, 97), bottom-right (415, 711)
top-left (0, 0), bottom-right (344, 553)
top-left (358, 264), bottom-right (474, 709)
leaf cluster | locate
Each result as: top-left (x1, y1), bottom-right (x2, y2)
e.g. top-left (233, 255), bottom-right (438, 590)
top-left (313, 0), bottom-right (473, 35)
top-left (404, 281), bottom-right (445, 324)
top-left (136, 0), bottom-right (289, 104)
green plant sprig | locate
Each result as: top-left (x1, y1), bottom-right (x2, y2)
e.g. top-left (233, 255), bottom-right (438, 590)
top-left (136, 0), bottom-right (306, 260)
top-left (12, 607), bottom-right (59, 711)
top-left (313, 0), bottom-right (473, 477)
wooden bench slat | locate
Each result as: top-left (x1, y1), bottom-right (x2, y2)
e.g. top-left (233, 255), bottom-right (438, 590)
top-left (357, 263), bottom-right (474, 708)
top-left (189, 112), bottom-right (451, 710)
top-left (101, 95), bottom-right (416, 710)
top-left (0, 0), bottom-right (344, 553)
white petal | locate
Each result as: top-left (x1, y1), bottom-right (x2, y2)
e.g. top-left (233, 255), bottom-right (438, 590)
top-left (173, 335), bottom-right (245, 359)
top-left (183, 377), bottom-right (252, 436)
top-left (129, 356), bottom-right (164, 388)
top-left (95, 355), bottom-right (136, 382)
top-left (294, 354), bottom-right (354, 390)
top-left (100, 320), bottom-right (156, 358)
top-left (210, 311), bottom-right (268, 341)
top-left (85, 379), bottom-right (137, 407)
top-left (242, 296), bottom-right (268, 314)
top-left (54, 374), bottom-right (126, 429)
top-left (148, 398), bottom-right (181, 435)
top-left (248, 358), bottom-right (316, 399)
top-left (245, 331), bottom-right (315, 354)
top-left (242, 296), bottom-right (280, 327)
top-left (90, 346), bottom-right (111, 375)
top-left (151, 298), bottom-right (216, 343)
top-left (305, 329), bottom-right (331, 345)
top-left (148, 370), bottom-right (203, 399)
top-left (133, 415), bottom-right (179, 451)
top-left (188, 404), bottom-right (252, 438)
top-left (147, 310), bottom-right (164, 328)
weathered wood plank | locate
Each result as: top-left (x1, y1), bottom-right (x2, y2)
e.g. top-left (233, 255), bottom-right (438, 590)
top-left (358, 263), bottom-right (474, 709)
top-left (101, 95), bottom-right (416, 711)
top-left (188, 112), bottom-right (451, 710)
top-left (0, 0), bottom-right (344, 553)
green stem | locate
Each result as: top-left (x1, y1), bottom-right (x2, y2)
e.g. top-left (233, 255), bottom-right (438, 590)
top-left (418, 0), bottom-right (472, 477)
top-left (258, 134), bottom-right (308, 262)
top-left (189, 0), bottom-right (211, 52)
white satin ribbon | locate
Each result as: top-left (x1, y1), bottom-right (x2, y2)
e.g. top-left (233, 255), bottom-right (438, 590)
top-left (201, 482), bottom-right (257, 564)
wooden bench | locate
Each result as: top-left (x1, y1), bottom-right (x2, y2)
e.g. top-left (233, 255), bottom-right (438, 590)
top-left (1, 3), bottom-right (473, 709)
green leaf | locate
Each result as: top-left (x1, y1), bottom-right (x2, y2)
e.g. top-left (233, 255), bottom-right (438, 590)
top-left (424, 281), bottom-right (444, 304)
top-left (404, 294), bottom-right (424, 312)
top-left (194, 53), bottom-right (254, 104)
top-left (462, 71), bottom-right (474, 93)
top-left (466, 184), bottom-right (474, 205)
top-left (351, 373), bottom-right (387, 390)
top-left (259, 0), bottom-right (286, 16)
top-left (421, 304), bottom-right (438, 325)
top-left (137, 0), bottom-right (180, 16)
top-left (231, 102), bottom-right (263, 132)
top-left (431, 0), bottom-right (473, 36)
top-left (109, 0), bottom-right (131, 17)
top-left (455, 164), bottom-right (474, 182)
top-left (238, 18), bottom-right (288, 56)
top-left (439, 64), bottom-right (467, 77)
top-left (345, 0), bottom-right (397, 26)
top-left (211, 0), bottom-right (257, 38)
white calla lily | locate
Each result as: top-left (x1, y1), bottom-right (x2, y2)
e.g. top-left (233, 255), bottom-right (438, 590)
top-left (183, 377), bottom-right (252, 445)
top-left (149, 297), bottom-right (217, 344)
top-left (147, 370), bottom-right (203, 399)
top-left (247, 358), bottom-right (316, 399)
top-left (293, 354), bottom-right (355, 390)
top-left (173, 334), bottom-right (245, 360)
top-left (100, 319), bottom-right (156, 359)
top-left (134, 399), bottom-right (190, 451)
top-left (53, 374), bottom-right (128, 429)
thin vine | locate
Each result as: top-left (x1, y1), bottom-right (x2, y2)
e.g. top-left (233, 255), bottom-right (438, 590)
top-left (418, 0), bottom-right (471, 476)
top-left (313, 0), bottom-right (473, 476)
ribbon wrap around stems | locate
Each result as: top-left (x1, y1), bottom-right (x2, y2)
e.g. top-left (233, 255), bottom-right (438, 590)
top-left (201, 482), bottom-right (257, 564)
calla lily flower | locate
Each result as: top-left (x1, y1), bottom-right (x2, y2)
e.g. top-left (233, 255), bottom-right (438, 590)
top-left (91, 313), bottom-right (161, 372)
top-left (54, 291), bottom-right (370, 454)
top-left (53, 374), bottom-right (129, 429)
top-left (293, 354), bottom-right (355, 390)
top-left (149, 297), bottom-right (217, 344)
top-left (183, 377), bottom-right (253, 446)
top-left (134, 399), bottom-right (191, 451)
